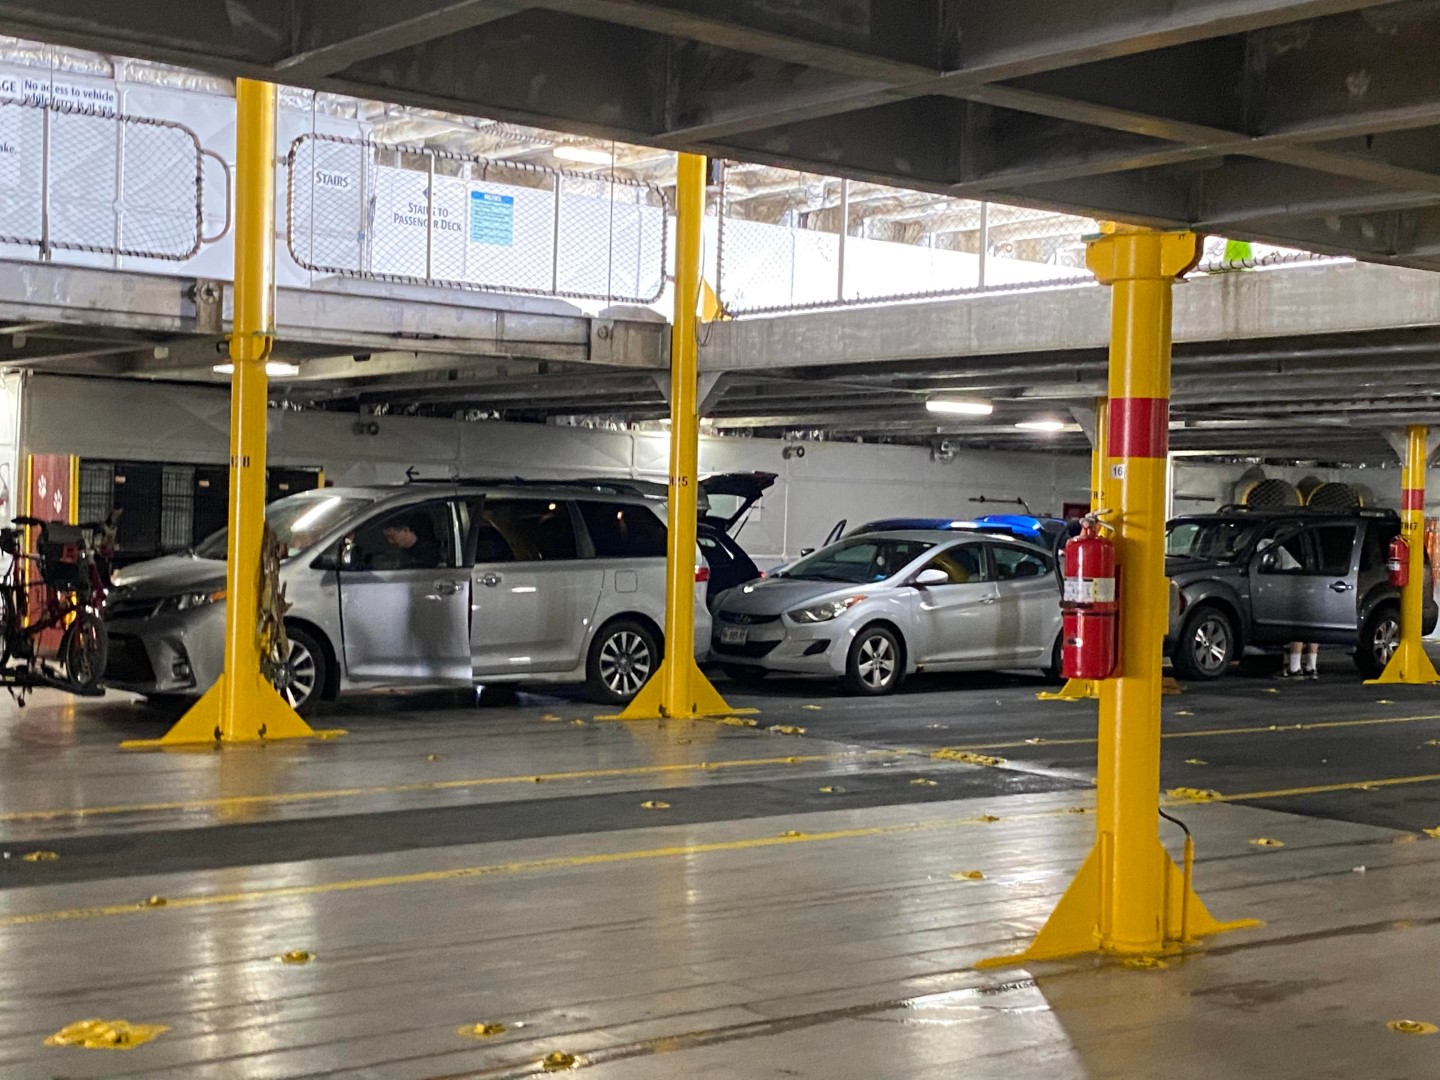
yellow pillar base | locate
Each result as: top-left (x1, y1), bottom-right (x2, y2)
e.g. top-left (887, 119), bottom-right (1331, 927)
top-left (977, 840), bottom-right (1260, 969)
top-left (1037, 678), bottom-right (1099, 702)
top-left (1365, 638), bottom-right (1440, 685)
top-left (600, 658), bottom-right (755, 721)
top-left (121, 674), bottom-right (345, 749)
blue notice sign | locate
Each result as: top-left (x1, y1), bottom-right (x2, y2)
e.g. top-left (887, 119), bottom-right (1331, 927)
top-left (469, 190), bottom-right (515, 246)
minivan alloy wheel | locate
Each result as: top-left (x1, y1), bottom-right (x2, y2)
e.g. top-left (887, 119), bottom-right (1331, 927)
top-left (275, 637), bottom-right (318, 708)
top-left (598, 630), bottom-right (652, 698)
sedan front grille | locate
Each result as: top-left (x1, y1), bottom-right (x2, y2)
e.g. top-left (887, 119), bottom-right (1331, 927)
top-left (716, 610), bottom-right (781, 625)
top-left (107, 597), bottom-right (163, 621)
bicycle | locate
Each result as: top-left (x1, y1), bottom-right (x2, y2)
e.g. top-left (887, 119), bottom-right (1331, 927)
top-left (0, 515), bottom-right (112, 700)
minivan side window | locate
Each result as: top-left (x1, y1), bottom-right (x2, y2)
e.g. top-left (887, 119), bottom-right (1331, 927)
top-left (578, 501), bottom-right (667, 558)
top-left (479, 498), bottom-right (578, 561)
top-left (346, 500), bottom-right (459, 570)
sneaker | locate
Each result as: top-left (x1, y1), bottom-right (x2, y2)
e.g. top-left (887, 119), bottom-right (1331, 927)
top-left (1275, 668), bottom-right (1298, 679)
top-left (1305, 669), bottom-right (1319, 681)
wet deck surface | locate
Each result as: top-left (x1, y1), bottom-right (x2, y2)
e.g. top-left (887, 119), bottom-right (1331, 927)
top-left (3, 655), bottom-right (1439, 1078)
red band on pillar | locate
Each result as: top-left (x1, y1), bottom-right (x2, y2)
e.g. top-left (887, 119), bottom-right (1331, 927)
top-left (1402, 488), bottom-right (1424, 511)
top-left (1107, 398), bottom-right (1169, 459)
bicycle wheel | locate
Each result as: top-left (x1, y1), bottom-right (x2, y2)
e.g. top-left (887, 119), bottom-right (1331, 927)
top-left (60, 610), bottom-right (108, 692)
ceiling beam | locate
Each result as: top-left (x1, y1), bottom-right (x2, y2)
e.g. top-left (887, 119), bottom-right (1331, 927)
top-left (277, 0), bottom-right (524, 79)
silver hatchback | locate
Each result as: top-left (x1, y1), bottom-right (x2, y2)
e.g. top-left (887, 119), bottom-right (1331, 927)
top-left (711, 530), bottom-right (1063, 694)
top-left (104, 482), bottom-right (711, 712)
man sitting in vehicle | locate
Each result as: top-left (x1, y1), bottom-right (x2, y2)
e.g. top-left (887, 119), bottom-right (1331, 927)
top-left (381, 514), bottom-right (442, 569)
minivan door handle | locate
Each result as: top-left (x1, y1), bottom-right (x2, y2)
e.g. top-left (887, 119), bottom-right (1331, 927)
top-left (480, 572), bottom-right (502, 588)
top-left (1330, 580), bottom-right (1354, 593)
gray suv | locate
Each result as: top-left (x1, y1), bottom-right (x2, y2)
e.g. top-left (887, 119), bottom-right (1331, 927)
top-left (1165, 507), bottom-right (1437, 680)
top-left (103, 482), bottom-right (711, 712)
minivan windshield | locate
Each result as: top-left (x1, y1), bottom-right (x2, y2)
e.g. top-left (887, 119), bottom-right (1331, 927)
top-left (784, 537), bottom-right (935, 584)
top-left (194, 494), bottom-right (371, 560)
top-left (1166, 519), bottom-right (1263, 564)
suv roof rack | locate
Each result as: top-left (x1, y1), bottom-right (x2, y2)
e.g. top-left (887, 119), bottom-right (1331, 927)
top-left (1210, 504), bottom-right (1398, 518)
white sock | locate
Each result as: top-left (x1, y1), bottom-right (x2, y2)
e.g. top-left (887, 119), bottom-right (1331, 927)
top-left (1303, 653), bottom-right (1317, 673)
top-left (1288, 654), bottom-right (1302, 674)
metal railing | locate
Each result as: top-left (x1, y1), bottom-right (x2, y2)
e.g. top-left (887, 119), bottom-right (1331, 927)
top-left (0, 97), bottom-right (208, 261)
top-left (286, 133), bottom-right (669, 305)
top-left (712, 163), bottom-right (1341, 318)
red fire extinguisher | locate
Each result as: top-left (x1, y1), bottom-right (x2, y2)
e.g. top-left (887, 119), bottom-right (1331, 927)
top-left (1062, 520), bottom-right (1118, 680)
top-left (1388, 535), bottom-right (1410, 588)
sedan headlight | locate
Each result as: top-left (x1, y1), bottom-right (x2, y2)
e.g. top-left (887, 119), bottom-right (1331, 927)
top-left (788, 595), bottom-right (867, 623)
top-left (159, 588), bottom-right (226, 614)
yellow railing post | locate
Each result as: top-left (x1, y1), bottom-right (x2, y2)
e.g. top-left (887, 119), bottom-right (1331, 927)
top-left (126, 80), bottom-right (341, 748)
top-left (983, 225), bottom-right (1256, 966)
top-left (615, 153), bottom-right (743, 721)
top-left (1368, 425), bottom-right (1440, 685)
top-left (1038, 397), bottom-right (1107, 702)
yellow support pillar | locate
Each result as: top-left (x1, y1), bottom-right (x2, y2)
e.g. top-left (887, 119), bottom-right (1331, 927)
top-left (984, 225), bottom-right (1255, 966)
top-left (1367, 425), bottom-right (1440, 685)
top-left (125, 80), bottom-right (340, 748)
top-left (1039, 398), bottom-right (1108, 702)
top-left (616, 153), bottom-right (740, 721)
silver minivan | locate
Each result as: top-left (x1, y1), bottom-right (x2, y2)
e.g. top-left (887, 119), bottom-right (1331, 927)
top-left (103, 482), bottom-right (711, 711)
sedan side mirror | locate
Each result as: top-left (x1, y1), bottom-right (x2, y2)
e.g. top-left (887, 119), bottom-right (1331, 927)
top-left (914, 568), bottom-right (950, 587)
top-left (799, 547), bottom-right (815, 557)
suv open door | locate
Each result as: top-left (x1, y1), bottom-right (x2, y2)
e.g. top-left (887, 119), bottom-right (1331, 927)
top-left (699, 472), bottom-right (777, 534)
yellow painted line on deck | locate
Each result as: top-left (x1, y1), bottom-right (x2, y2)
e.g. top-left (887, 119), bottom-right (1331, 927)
top-left (0, 813), bottom-right (1001, 927)
top-left (0, 752), bottom-right (898, 825)
top-left (1174, 772), bottom-right (1440, 806)
top-left (944, 712), bottom-right (1440, 753)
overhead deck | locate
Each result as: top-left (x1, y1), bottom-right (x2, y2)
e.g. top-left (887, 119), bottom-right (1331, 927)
top-left (9, 2), bottom-right (1440, 271)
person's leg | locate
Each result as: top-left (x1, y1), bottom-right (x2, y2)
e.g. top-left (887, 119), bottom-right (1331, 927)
top-left (1287, 642), bottom-right (1303, 675)
top-left (1303, 642), bottom-right (1319, 678)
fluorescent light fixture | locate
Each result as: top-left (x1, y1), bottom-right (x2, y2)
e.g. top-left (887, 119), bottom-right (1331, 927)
top-left (553, 145), bottom-right (613, 165)
top-left (925, 397), bottom-right (993, 417)
top-left (212, 361), bottom-right (300, 377)
top-left (1015, 419), bottom-right (1067, 433)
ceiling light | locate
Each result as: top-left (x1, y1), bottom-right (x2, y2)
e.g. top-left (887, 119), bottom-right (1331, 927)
top-left (553, 145), bottom-right (613, 165)
top-left (925, 397), bottom-right (993, 417)
top-left (212, 361), bottom-right (300, 377)
top-left (1015, 419), bottom-right (1067, 433)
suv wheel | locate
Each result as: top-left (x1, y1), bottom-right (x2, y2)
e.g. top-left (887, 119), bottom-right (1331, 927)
top-left (1355, 604), bottom-right (1400, 679)
top-left (1173, 605), bottom-right (1235, 681)
top-left (843, 625), bottom-right (904, 696)
top-left (587, 619), bottom-right (659, 705)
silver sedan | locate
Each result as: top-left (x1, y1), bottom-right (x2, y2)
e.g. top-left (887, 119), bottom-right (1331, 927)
top-left (711, 530), bottom-right (1063, 695)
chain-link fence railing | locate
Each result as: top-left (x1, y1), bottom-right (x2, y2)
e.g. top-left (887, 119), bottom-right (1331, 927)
top-left (0, 98), bottom-right (206, 261)
top-left (715, 165), bottom-right (1097, 317)
top-left (287, 133), bottom-right (668, 304)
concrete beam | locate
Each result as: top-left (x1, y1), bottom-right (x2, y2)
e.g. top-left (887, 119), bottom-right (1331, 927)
top-left (699, 262), bottom-right (1440, 372)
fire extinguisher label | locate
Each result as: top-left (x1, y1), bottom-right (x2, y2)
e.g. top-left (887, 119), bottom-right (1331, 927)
top-left (1064, 577), bottom-right (1116, 604)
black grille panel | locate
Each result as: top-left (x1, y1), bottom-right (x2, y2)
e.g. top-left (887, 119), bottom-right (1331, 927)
top-left (712, 639), bottom-right (780, 659)
top-left (716, 610), bottom-right (781, 625)
top-left (105, 634), bottom-right (156, 684)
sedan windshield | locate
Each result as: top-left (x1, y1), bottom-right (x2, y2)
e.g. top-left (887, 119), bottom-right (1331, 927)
top-left (1166, 520), bottom-right (1262, 563)
top-left (784, 537), bottom-right (935, 583)
top-left (194, 494), bottom-right (371, 560)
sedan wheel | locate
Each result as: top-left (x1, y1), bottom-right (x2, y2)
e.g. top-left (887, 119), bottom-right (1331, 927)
top-left (844, 626), bottom-right (903, 696)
